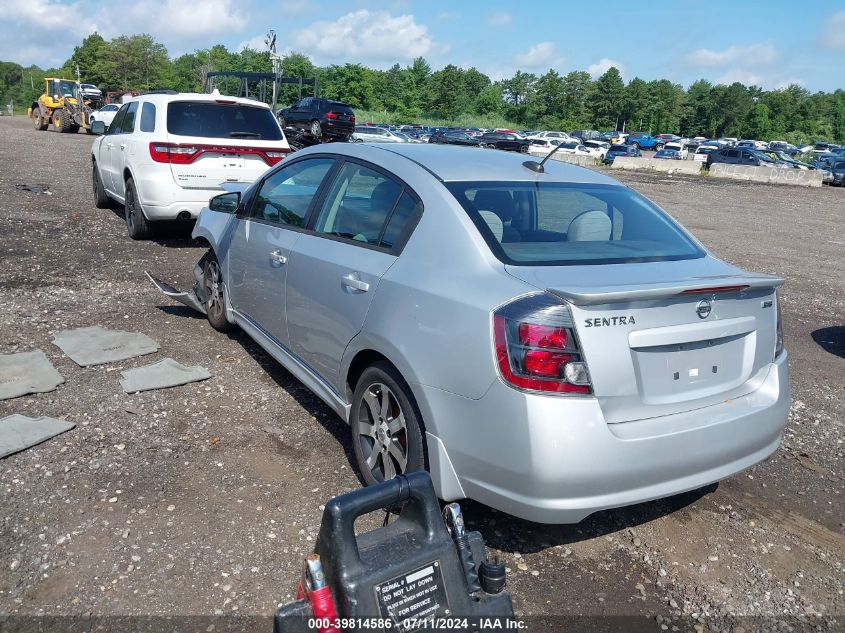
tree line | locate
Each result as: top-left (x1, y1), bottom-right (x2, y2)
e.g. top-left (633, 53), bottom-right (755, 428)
top-left (2, 32), bottom-right (845, 144)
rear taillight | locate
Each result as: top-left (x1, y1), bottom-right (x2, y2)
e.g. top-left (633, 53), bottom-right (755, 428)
top-left (326, 111), bottom-right (338, 120)
top-left (350, 115), bottom-right (356, 123)
top-left (775, 290), bottom-right (784, 359)
top-left (149, 142), bottom-right (288, 166)
top-left (493, 294), bottom-right (591, 394)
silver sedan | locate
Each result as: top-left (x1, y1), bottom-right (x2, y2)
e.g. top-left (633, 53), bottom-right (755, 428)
top-left (152, 143), bottom-right (789, 523)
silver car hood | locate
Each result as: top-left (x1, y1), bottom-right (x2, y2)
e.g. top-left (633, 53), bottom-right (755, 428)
top-left (505, 256), bottom-right (783, 305)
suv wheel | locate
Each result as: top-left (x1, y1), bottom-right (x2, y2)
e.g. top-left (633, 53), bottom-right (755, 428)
top-left (124, 177), bottom-right (154, 240)
top-left (351, 362), bottom-right (425, 484)
top-left (92, 162), bottom-right (110, 209)
top-left (630, 142), bottom-right (640, 150)
top-left (310, 119), bottom-right (322, 138)
top-left (203, 253), bottom-right (233, 332)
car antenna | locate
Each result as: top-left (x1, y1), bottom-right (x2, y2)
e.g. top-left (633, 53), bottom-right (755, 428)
top-left (522, 143), bottom-right (563, 173)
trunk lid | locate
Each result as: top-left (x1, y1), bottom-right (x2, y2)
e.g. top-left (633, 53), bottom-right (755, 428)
top-left (506, 258), bottom-right (783, 423)
top-left (164, 100), bottom-right (289, 190)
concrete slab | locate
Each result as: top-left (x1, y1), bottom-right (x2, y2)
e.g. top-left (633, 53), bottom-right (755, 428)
top-left (119, 357), bottom-right (212, 393)
top-left (0, 414), bottom-right (75, 459)
top-left (0, 350), bottom-right (64, 401)
top-left (52, 326), bottom-right (159, 367)
top-left (709, 163), bottom-right (822, 187)
top-left (527, 148), bottom-right (597, 167)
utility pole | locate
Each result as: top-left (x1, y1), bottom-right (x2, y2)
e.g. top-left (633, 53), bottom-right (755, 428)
top-left (265, 29), bottom-right (280, 113)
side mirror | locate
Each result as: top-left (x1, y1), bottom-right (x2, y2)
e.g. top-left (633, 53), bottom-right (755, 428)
top-left (209, 191), bottom-right (241, 214)
top-left (91, 120), bottom-right (106, 135)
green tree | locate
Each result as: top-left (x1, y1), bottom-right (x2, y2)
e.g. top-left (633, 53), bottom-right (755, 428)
top-left (587, 67), bottom-right (625, 129)
top-left (103, 34), bottom-right (168, 90)
top-left (320, 63), bottom-right (377, 110)
top-left (559, 71), bottom-right (591, 127)
top-left (622, 77), bottom-right (649, 130)
top-left (426, 64), bottom-right (468, 121)
top-left (680, 79), bottom-right (715, 137)
top-left (61, 32), bottom-right (109, 85)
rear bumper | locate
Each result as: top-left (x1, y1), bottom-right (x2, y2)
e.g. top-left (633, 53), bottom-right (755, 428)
top-left (420, 351), bottom-right (789, 524)
top-left (136, 174), bottom-right (222, 221)
top-left (322, 120), bottom-right (354, 137)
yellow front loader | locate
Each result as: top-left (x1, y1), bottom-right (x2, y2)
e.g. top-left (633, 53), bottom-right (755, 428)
top-left (28, 78), bottom-right (102, 134)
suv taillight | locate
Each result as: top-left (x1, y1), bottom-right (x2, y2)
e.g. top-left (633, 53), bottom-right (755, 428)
top-left (350, 115), bottom-right (356, 123)
top-left (149, 142), bottom-right (287, 166)
top-left (493, 294), bottom-right (591, 394)
top-left (326, 111), bottom-right (338, 120)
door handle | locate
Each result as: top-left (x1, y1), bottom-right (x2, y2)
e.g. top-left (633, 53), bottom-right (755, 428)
top-left (342, 274), bottom-right (369, 292)
top-left (106, 143), bottom-right (113, 149)
top-left (119, 144), bottom-right (126, 151)
top-left (269, 250), bottom-right (287, 267)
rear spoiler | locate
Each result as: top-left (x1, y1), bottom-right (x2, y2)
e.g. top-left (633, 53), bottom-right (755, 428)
top-left (547, 275), bottom-right (784, 306)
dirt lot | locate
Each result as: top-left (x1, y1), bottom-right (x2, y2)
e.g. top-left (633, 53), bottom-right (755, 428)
top-left (0, 116), bottom-right (842, 631)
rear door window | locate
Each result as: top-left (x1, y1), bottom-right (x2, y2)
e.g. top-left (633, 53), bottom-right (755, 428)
top-left (166, 102), bottom-right (283, 140)
top-left (250, 158), bottom-right (335, 227)
top-left (312, 162), bottom-right (420, 250)
top-left (140, 102), bottom-right (156, 132)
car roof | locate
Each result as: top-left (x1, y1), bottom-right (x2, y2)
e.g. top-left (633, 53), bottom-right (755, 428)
top-left (295, 143), bottom-right (619, 185)
top-left (126, 92), bottom-right (272, 109)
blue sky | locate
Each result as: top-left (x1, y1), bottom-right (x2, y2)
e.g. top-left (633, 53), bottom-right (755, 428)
top-left (2, 0), bottom-right (844, 91)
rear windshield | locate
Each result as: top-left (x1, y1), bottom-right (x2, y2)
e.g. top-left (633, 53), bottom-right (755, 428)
top-left (166, 102), bottom-right (283, 140)
top-left (327, 101), bottom-right (353, 113)
top-left (446, 182), bottom-right (705, 266)
top-left (609, 145), bottom-right (628, 151)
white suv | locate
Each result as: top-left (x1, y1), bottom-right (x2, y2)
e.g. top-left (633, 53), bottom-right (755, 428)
top-left (91, 91), bottom-right (290, 239)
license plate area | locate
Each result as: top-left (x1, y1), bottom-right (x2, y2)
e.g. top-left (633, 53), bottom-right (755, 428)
top-left (631, 333), bottom-right (754, 405)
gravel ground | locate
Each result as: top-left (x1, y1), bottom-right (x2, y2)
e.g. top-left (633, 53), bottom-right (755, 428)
top-left (0, 117), bottom-right (842, 632)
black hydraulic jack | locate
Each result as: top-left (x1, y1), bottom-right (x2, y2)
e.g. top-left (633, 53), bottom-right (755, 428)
top-left (274, 471), bottom-right (514, 632)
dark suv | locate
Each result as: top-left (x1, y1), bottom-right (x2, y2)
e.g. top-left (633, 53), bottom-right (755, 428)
top-left (277, 97), bottom-right (355, 140)
top-left (477, 132), bottom-right (532, 153)
top-left (706, 148), bottom-right (779, 169)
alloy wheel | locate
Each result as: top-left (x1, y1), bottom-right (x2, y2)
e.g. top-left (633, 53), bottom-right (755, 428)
top-left (204, 259), bottom-right (225, 321)
top-left (354, 382), bottom-right (408, 481)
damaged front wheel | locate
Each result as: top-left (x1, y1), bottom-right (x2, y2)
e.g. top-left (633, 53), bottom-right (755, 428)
top-left (203, 253), bottom-right (233, 332)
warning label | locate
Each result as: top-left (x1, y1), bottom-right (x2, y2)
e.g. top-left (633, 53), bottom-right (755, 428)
top-left (375, 560), bottom-right (450, 625)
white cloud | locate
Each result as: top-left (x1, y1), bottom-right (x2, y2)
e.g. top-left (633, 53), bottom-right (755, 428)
top-left (438, 11), bottom-right (459, 21)
top-left (686, 43), bottom-right (777, 67)
top-left (120, 0), bottom-right (248, 40)
top-left (292, 10), bottom-right (435, 65)
top-left (715, 69), bottom-right (764, 86)
top-left (237, 34), bottom-right (271, 52)
top-left (588, 58), bottom-right (625, 79)
top-left (820, 10), bottom-right (845, 49)
top-left (487, 11), bottom-right (512, 26)
top-left (0, 0), bottom-right (85, 30)
top-left (515, 42), bottom-right (561, 68)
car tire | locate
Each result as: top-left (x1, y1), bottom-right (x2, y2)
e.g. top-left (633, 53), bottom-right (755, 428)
top-left (655, 143), bottom-right (664, 151)
top-left (203, 253), bottom-right (233, 332)
top-left (350, 362), bottom-right (426, 485)
top-left (92, 162), bottom-right (110, 209)
top-left (519, 144), bottom-right (529, 153)
top-left (310, 119), bottom-right (322, 138)
top-left (486, 143), bottom-right (496, 149)
top-left (124, 177), bottom-right (154, 240)
top-left (631, 142), bottom-right (640, 150)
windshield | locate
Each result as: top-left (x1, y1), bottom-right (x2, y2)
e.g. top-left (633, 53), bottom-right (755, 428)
top-left (53, 80), bottom-right (77, 97)
top-left (166, 102), bottom-right (283, 140)
top-left (446, 182), bottom-right (705, 266)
